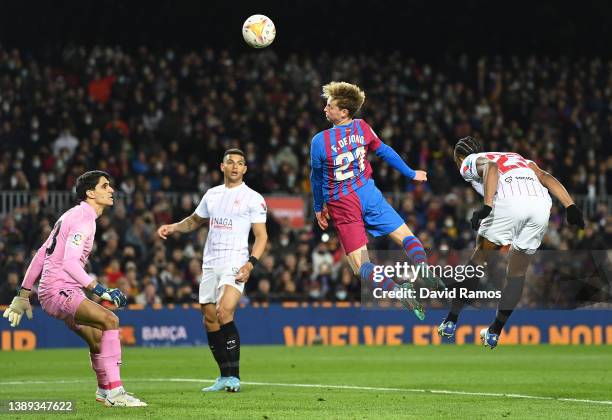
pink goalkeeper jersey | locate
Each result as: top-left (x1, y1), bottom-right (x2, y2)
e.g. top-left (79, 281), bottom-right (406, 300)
top-left (22, 201), bottom-right (97, 293)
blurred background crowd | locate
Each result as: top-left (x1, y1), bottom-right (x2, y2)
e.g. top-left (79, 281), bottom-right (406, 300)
top-left (0, 45), bottom-right (610, 307)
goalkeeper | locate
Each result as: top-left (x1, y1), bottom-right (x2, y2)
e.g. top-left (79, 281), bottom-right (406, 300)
top-left (2, 171), bottom-right (146, 407)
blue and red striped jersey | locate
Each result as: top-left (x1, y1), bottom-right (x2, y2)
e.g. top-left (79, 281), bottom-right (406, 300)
top-left (310, 119), bottom-right (383, 206)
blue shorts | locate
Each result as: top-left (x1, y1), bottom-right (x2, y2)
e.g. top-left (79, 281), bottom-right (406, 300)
top-left (326, 179), bottom-right (404, 253)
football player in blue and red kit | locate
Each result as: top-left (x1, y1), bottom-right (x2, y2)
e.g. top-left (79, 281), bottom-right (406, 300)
top-left (310, 81), bottom-right (438, 319)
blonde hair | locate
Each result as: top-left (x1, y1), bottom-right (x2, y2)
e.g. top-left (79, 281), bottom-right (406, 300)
top-left (322, 81), bottom-right (366, 117)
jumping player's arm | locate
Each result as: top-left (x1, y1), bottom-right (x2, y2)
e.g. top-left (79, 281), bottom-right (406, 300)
top-left (236, 194), bottom-right (268, 283)
top-left (360, 120), bottom-right (427, 182)
top-left (475, 157), bottom-right (499, 208)
top-left (157, 194), bottom-right (208, 239)
top-left (462, 154), bottom-right (499, 229)
top-left (310, 134), bottom-right (330, 230)
top-left (373, 143), bottom-right (427, 181)
top-left (528, 161), bottom-right (585, 228)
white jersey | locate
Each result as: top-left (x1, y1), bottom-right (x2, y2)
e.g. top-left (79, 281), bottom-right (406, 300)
top-left (461, 152), bottom-right (551, 203)
top-left (195, 182), bottom-right (267, 267)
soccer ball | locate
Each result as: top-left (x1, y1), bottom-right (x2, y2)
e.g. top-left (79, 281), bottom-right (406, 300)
top-left (242, 15), bottom-right (276, 48)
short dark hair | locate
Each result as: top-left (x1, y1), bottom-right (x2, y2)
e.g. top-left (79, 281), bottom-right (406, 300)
top-left (223, 148), bottom-right (246, 161)
top-left (75, 170), bottom-right (111, 201)
top-left (454, 136), bottom-right (483, 160)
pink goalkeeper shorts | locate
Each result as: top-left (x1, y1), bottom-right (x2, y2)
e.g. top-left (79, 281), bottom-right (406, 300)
top-left (38, 288), bottom-right (86, 331)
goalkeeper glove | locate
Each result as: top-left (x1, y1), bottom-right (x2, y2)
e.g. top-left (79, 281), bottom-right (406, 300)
top-left (93, 284), bottom-right (128, 308)
top-left (470, 205), bottom-right (492, 230)
top-left (3, 296), bottom-right (33, 328)
top-left (565, 204), bottom-right (585, 228)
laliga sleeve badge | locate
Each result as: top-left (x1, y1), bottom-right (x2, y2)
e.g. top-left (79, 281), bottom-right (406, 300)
top-left (70, 233), bottom-right (84, 247)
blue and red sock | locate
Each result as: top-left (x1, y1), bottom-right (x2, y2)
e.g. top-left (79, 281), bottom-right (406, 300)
top-left (402, 235), bottom-right (427, 265)
top-left (359, 262), bottom-right (397, 292)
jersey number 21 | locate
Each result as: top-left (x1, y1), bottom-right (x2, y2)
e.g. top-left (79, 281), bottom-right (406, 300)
top-left (334, 146), bottom-right (365, 181)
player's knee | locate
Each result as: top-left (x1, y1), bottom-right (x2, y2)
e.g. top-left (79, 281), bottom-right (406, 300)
top-left (216, 305), bottom-right (234, 324)
top-left (203, 313), bottom-right (219, 330)
top-left (102, 312), bottom-right (120, 330)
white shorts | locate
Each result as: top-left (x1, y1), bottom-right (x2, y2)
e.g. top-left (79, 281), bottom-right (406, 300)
top-left (478, 198), bottom-right (551, 254)
top-left (199, 265), bottom-right (245, 304)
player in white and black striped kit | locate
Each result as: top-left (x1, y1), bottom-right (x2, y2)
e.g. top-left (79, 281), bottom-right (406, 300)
top-left (157, 149), bottom-right (268, 392)
top-left (438, 137), bottom-right (585, 349)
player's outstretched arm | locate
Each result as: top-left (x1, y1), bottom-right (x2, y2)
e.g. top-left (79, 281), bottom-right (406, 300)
top-left (528, 162), bottom-right (585, 228)
top-left (236, 223), bottom-right (268, 283)
top-left (373, 142), bottom-right (427, 182)
top-left (157, 213), bottom-right (206, 239)
top-left (470, 157), bottom-right (499, 229)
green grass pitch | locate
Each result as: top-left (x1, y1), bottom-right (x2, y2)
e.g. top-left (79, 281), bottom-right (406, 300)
top-left (2, 345), bottom-right (611, 418)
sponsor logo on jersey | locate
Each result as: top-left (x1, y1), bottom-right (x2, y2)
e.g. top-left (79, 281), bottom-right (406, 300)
top-left (505, 176), bottom-right (513, 183)
top-left (211, 217), bottom-right (233, 229)
top-left (515, 176), bottom-right (535, 181)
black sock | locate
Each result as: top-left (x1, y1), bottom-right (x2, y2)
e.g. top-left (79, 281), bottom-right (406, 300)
top-left (220, 321), bottom-right (240, 379)
top-left (446, 260), bottom-right (479, 323)
top-left (207, 330), bottom-right (231, 377)
top-left (490, 276), bottom-right (525, 335)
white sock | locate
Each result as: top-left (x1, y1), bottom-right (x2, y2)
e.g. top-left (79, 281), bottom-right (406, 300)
top-left (108, 386), bottom-right (125, 398)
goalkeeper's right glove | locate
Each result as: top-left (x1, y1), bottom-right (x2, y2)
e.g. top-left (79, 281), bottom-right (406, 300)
top-left (93, 284), bottom-right (128, 308)
top-left (3, 296), bottom-right (33, 327)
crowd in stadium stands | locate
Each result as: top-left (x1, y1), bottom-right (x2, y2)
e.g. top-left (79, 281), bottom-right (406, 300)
top-left (0, 46), bottom-right (610, 306)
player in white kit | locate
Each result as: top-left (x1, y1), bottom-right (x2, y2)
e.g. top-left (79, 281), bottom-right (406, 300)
top-left (438, 137), bottom-right (585, 348)
top-left (2, 170), bottom-right (146, 407)
top-left (157, 149), bottom-right (268, 392)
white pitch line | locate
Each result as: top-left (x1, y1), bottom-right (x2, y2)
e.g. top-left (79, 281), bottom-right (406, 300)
top-left (1, 378), bottom-right (611, 407)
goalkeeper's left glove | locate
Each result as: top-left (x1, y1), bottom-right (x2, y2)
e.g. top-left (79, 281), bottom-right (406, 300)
top-left (3, 296), bottom-right (33, 328)
top-left (93, 284), bottom-right (128, 308)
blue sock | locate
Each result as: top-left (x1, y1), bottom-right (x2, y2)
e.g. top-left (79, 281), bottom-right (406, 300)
top-left (402, 236), bottom-right (427, 265)
top-left (359, 262), bottom-right (396, 292)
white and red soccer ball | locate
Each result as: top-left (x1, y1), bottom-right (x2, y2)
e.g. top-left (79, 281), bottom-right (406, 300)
top-left (242, 14), bottom-right (276, 48)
